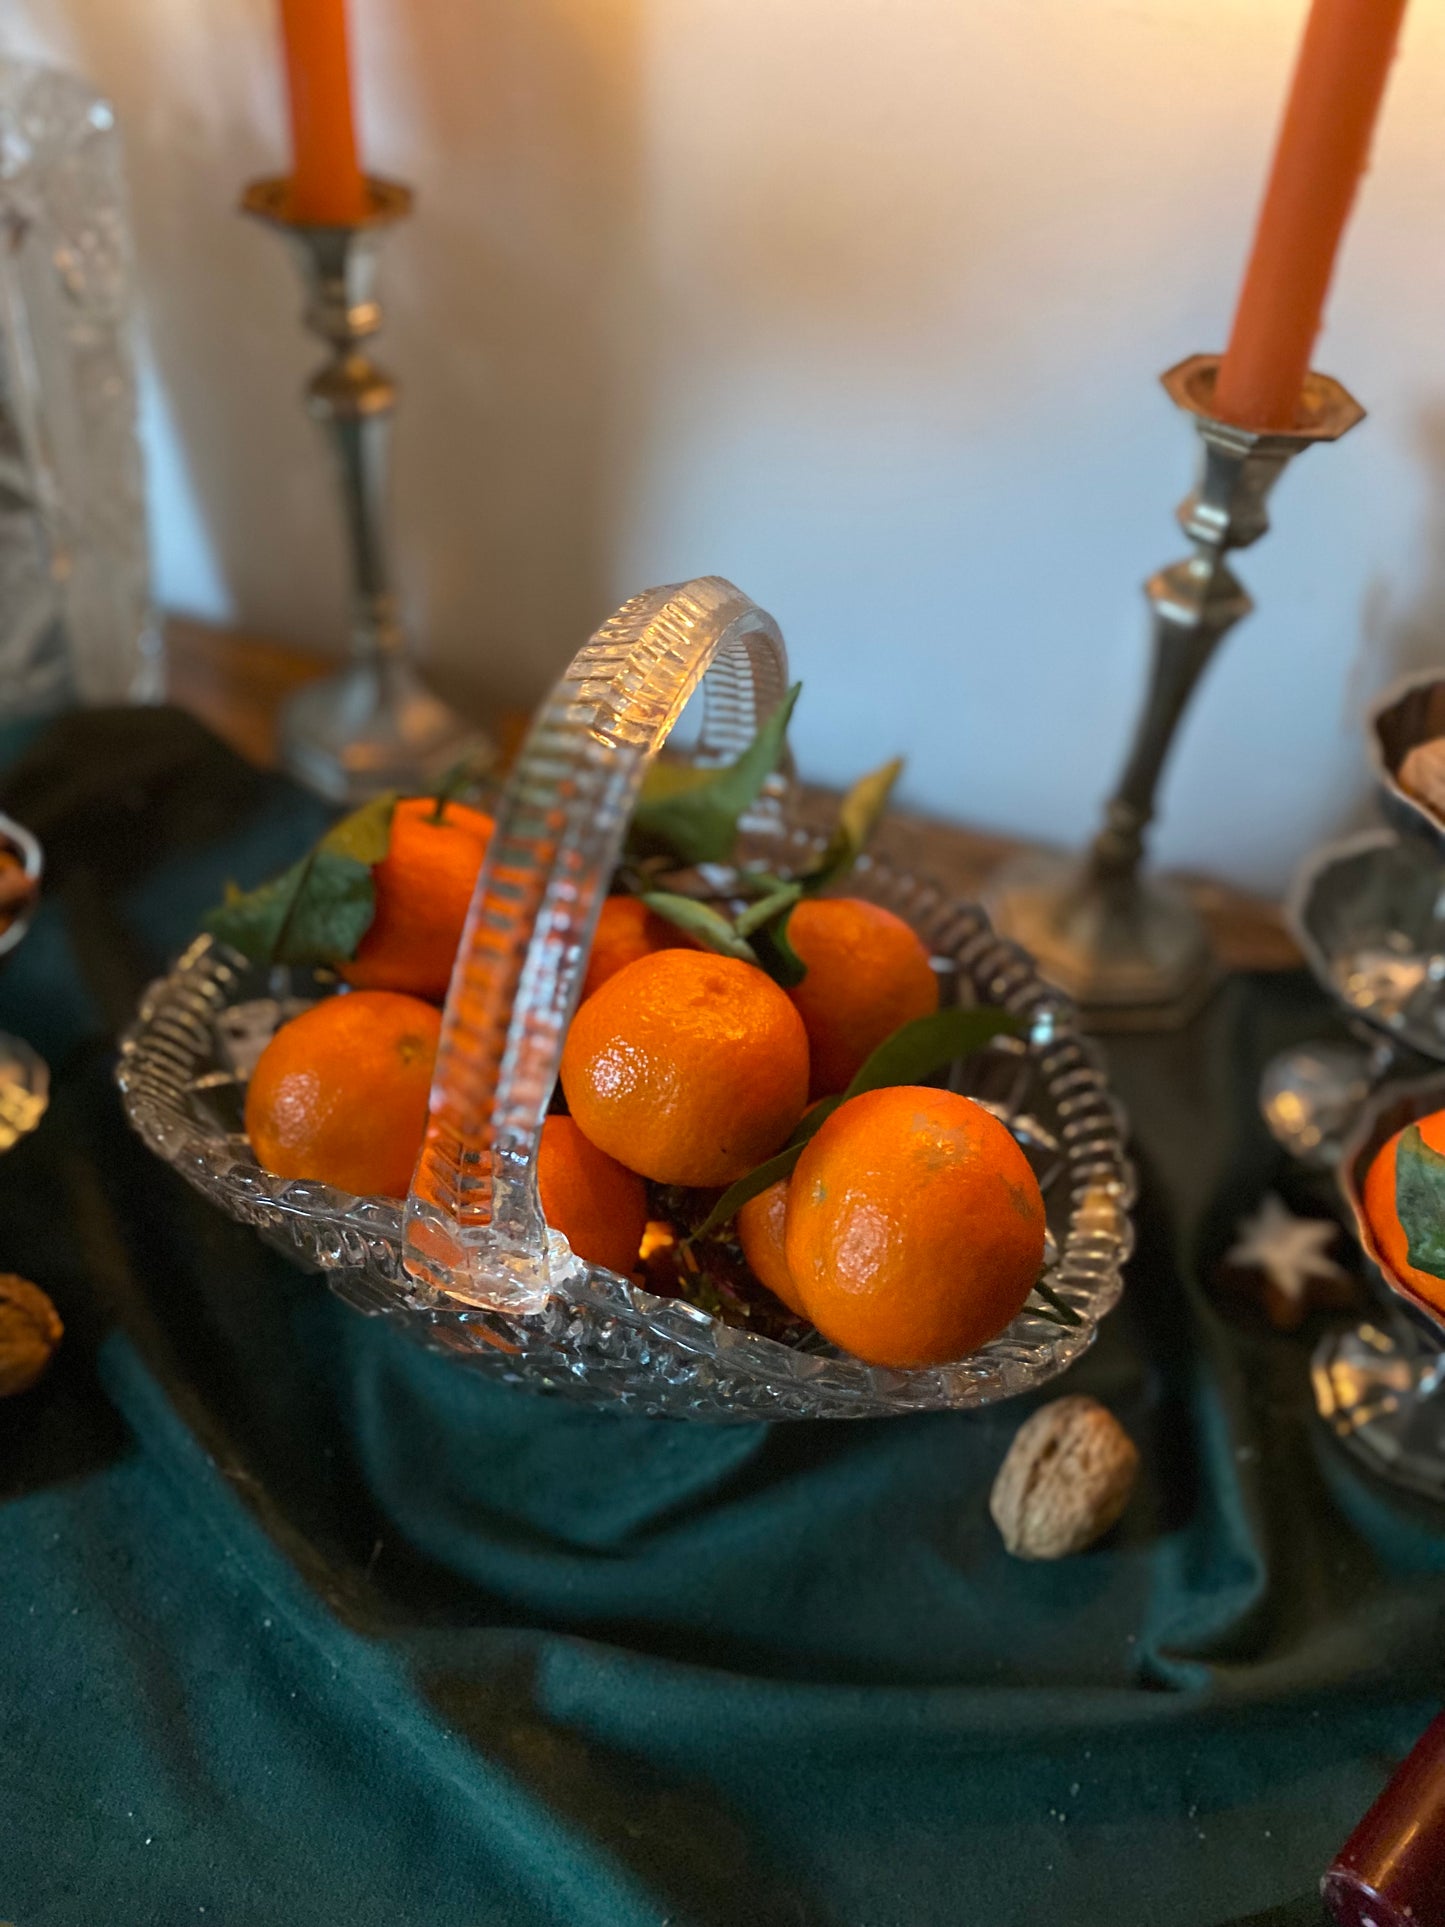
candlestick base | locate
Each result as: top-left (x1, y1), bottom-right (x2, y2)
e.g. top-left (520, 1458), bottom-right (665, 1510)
top-left (985, 846), bottom-right (1216, 1030)
top-left (989, 354), bottom-right (1364, 1030)
top-left (281, 655), bottom-right (489, 805)
top-left (243, 172), bottom-right (492, 807)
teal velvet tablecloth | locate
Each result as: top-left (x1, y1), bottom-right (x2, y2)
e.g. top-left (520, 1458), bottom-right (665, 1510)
top-left (1, 709), bottom-right (1442, 1927)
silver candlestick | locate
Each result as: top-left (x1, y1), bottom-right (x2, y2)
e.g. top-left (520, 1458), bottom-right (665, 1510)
top-left (987, 353), bottom-right (1364, 1029)
top-left (242, 176), bottom-right (489, 803)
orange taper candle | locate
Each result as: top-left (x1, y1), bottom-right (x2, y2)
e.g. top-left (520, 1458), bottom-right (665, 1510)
top-left (1213, 0), bottom-right (1408, 431)
top-left (278, 0), bottom-right (369, 225)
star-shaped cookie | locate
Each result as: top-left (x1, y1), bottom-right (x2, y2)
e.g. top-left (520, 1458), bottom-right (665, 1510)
top-left (1214, 1193), bottom-right (1361, 1331)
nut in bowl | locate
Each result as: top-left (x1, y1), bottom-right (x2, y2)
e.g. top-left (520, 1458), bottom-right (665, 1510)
top-left (1370, 669), bottom-right (1445, 855)
top-left (119, 578), bottom-right (1134, 1419)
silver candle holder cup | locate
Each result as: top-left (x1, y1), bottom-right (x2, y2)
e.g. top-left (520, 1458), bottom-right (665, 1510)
top-left (988, 354), bottom-right (1364, 1029)
top-left (242, 176), bottom-right (489, 803)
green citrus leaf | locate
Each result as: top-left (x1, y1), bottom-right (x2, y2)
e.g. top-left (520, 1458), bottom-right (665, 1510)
top-left (205, 849), bottom-right (376, 967)
top-left (736, 870), bottom-right (794, 899)
top-left (805, 757), bottom-right (903, 891)
top-left (690, 1099), bottom-right (848, 1242)
top-left (749, 912), bottom-right (808, 989)
top-left (639, 891), bottom-right (759, 963)
top-left (204, 792), bottom-right (399, 966)
top-left (735, 882), bottom-right (803, 938)
top-left (689, 1004), bottom-right (1021, 1240)
top-left (788, 1094), bottom-right (844, 1146)
top-left (426, 748), bottom-right (495, 822)
top-left (629, 684), bottom-right (801, 866)
top-left (840, 1005), bottom-right (1025, 1100)
top-left (632, 760), bottom-right (708, 806)
top-left (1396, 1124), bottom-right (1445, 1281)
top-left (688, 1142), bottom-right (806, 1244)
top-left (320, 790), bottom-right (399, 865)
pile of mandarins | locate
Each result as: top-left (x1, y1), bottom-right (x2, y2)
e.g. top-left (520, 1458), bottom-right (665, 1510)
top-left (221, 719), bottom-right (1047, 1370)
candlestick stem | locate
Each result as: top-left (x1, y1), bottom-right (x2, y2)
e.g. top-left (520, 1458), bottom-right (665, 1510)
top-left (988, 355), bottom-right (1363, 1028)
top-left (242, 177), bottom-right (488, 803)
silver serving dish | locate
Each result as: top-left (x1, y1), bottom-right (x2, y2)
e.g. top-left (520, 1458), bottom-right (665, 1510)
top-left (1288, 827), bottom-right (1445, 1063)
top-left (1315, 1072), bottom-right (1445, 1499)
top-left (1371, 668), bottom-right (1445, 856)
top-left (1259, 828), bottom-right (1445, 1167)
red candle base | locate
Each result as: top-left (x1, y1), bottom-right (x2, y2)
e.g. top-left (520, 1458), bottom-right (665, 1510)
top-left (279, 0), bottom-right (368, 230)
top-left (1323, 1713), bottom-right (1445, 1927)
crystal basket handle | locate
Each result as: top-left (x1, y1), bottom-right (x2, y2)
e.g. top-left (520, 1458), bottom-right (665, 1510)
top-left (403, 577), bottom-right (790, 1314)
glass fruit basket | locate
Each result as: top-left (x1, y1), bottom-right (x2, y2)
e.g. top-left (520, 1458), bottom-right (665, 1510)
top-left (118, 578), bottom-right (1134, 1420)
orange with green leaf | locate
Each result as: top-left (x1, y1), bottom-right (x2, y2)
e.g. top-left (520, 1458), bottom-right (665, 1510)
top-left (342, 796), bottom-right (493, 1001)
top-left (1364, 1110), bottom-right (1445, 1320)
top-left (786, 1086), bottom-right (1046, 1367)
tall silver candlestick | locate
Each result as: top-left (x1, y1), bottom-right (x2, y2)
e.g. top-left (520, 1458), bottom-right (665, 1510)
top-left (987, 353), bottom-right (1364, 1029)
top-left (242, 177), bottom-right (489, 803)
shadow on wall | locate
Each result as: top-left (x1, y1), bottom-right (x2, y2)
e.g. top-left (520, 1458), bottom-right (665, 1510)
top-left (53, 0), bottom-right (645, 716)
top-left (1333, 398), bottom-right (1445, 844)
top-left (1362, 403), bottom-right (1445, 690)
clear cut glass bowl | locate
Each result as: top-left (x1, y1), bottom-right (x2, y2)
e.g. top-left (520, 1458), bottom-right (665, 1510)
top-left (118, 578), bottom-right (1134, 1420)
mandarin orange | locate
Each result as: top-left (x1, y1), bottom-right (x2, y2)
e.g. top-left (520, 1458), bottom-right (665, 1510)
top-left (784, 1086), bottom-right (1045, 1367)
top-left (343, 796), bottom-right (494, 1003)
top-left (737, 1177), bottom-right (806, 1314)
top-left (785, 897), bottom-right (938, 1097)
top-left (245, 990), bottom-right (441, 1199)
top-left (581, 895), bottom-right (692, 1003)
top-left (560, 949), bottom-right (809, 1187)
top-left (1362, 1110), bottom-right (1445, 1319)
top-left (537, 1114), bottom-right (648, 1277)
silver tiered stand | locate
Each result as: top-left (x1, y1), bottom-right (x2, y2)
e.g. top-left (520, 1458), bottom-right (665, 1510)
top-left (1273, 670), bottom-right (1445, 1499)
top-left (1326, 1076), bottom-right (1445, 1503)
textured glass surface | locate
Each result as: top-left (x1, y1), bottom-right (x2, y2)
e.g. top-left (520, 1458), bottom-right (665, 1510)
top-left (404, 579), bottom-right (793, 1315)
top-left (119, 579), bottom-right (1134, 1420)
top-left (0, 60), bottom-right (160, 712)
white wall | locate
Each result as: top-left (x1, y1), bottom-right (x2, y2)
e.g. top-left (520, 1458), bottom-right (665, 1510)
top-left (8, 0), bottom-right (1445, 891)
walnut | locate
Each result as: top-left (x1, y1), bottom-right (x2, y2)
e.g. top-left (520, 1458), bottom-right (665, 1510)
top-left (0, 1275), bottom-right (62, 1398)
top-left (1399, 738), bottom-right (1445, 822)
top-left (989, 1395), bottom-right (1138, 1559)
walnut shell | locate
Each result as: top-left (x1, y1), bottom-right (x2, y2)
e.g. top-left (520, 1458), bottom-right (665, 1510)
top-left (989, 1395), bottom-right (1138, 1560)
top-left (1399, 738), bottom-right (1445, 822)
top-left (0, 1274), bottom-right (62, 1398)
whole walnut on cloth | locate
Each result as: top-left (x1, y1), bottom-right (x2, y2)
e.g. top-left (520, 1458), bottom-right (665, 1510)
top-left (0, 1274), bottom-right (62, 1398)
top-left (989, 1395), bottom-right (1138, 1560)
